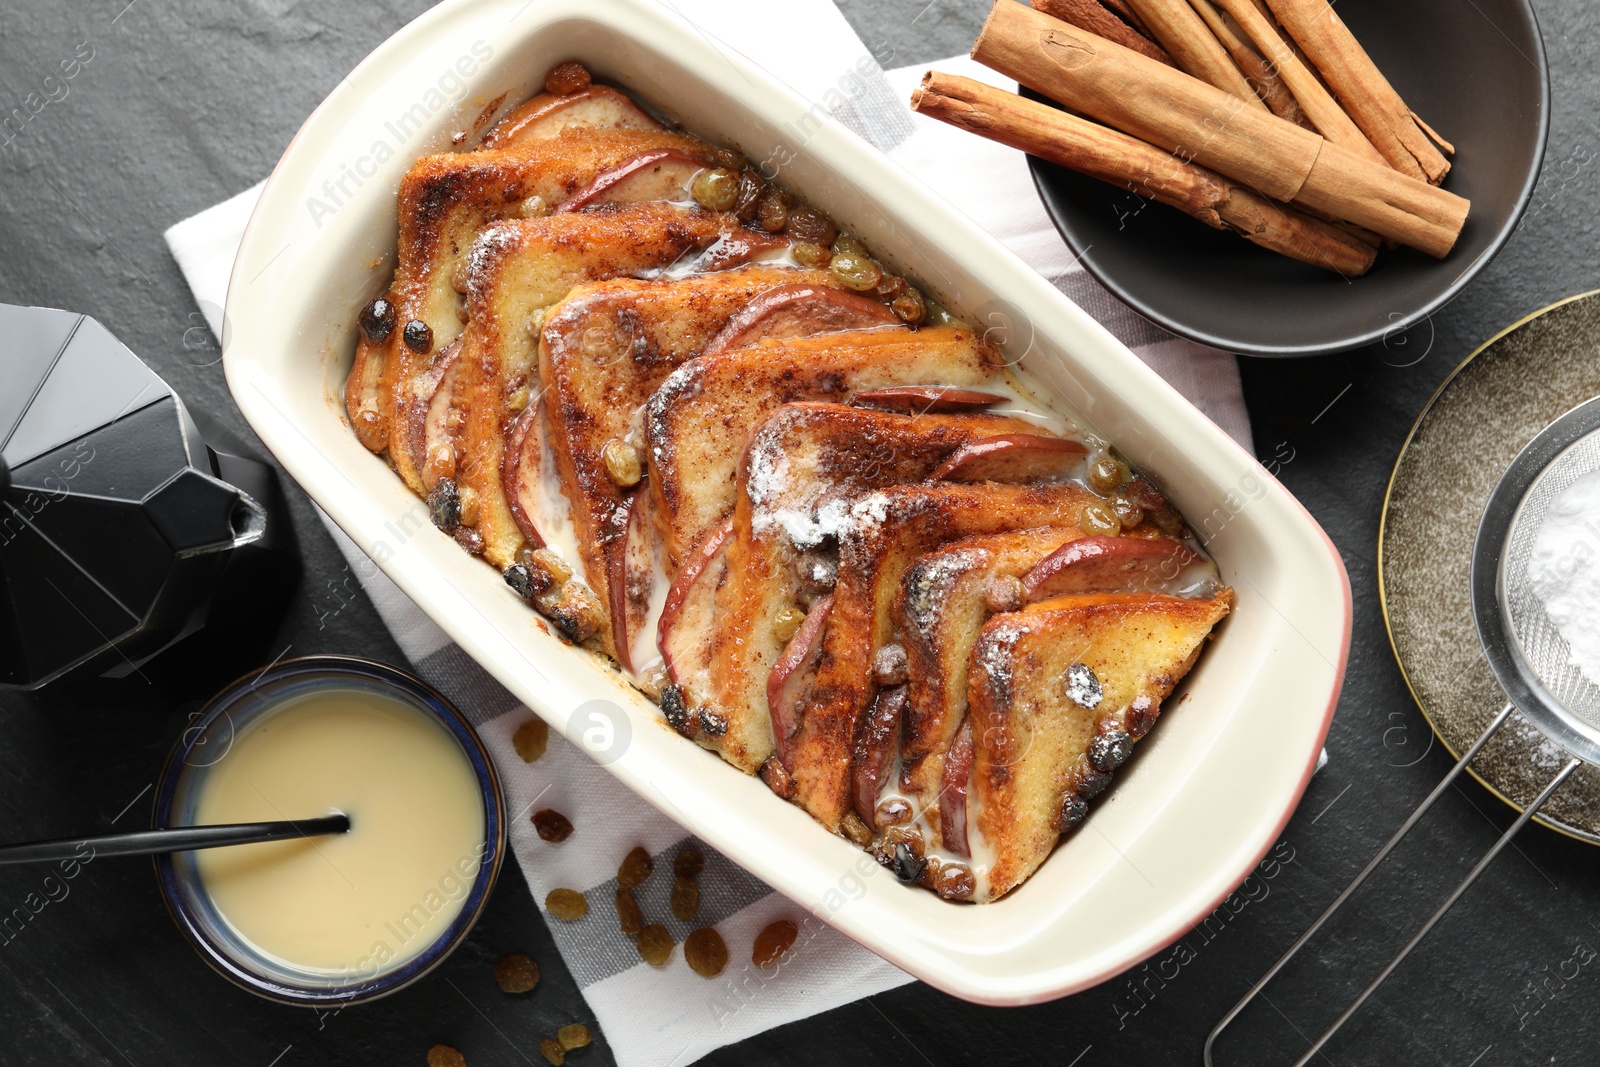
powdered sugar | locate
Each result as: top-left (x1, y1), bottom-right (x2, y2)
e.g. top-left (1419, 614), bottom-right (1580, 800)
top-left (1528, 468), bottom-right (1600, 687)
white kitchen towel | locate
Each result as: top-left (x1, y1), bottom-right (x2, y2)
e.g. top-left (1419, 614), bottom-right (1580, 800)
top-left (165, 3), bottom-right (1258, 1064)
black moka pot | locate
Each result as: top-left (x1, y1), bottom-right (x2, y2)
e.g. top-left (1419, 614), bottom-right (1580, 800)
top-left (1, 303), bottom-right (296, 690)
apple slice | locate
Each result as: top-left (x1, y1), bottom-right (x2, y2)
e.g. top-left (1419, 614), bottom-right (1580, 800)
top-left (850, 386), bottom-right (1009, 413)
top-left (401, 340), bottom-right (471, 492)
top-left (765, 595), bottom-right (834, 768)
top-left (1021, 536), bottom-right (1200, 600)
top-left (694, 230), bottom-right (792, 272)
top-left (501, 401), bottom-right (547, 548)
top-left (558, 149), bottom-right (707, 213)
top-left (658, 518), bottom-right (735, 685)
top-left (930, 433), bottom-right (1088, 483)
top-left (851, 684), bottom-right (906, 825)
top-left (702, 284), bottom-right (903, 359)
top-left (602, 492), bottom-right (658, 674)
top-left (482, 85), bottom-right (659, 147)
top-left (347, 334), bottom-right (389, 452)
top-left (940, 718), bottom-right (975, 857)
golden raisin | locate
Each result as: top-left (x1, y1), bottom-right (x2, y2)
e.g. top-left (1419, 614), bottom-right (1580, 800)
top-left (617, 846), bottom-right (653, 888)
top-left (427, 1046), bottom-right (467, 1067)
top-left (891, 287), bottom-right (927, 325)
top-left (791, 240), bottom-right (832, 269)
top-left (538, 1037), bottom-right (565, 1066)
top-left (512, 718), bottom-right (549, 763)
top-left (752, 919), bottom-right (798, 968)
top-left (526, 547), bottom-right (573, 586)
top-left (493, 953), bottom-right (540, 993)
top-left (684, 927), bottom-right (729, 977)
top-left (829, 252), bottom-right (882, 292)
top-left (691, 168), bottom-right (739, 212)
top-left (614, 888), bottom-right (643, 936)
top-left (1110, 494), bottom-right (1144, 528)
top-left (1088, 452), bottom-right (1130, 494)
top-left (557, 1024), bottom-right (592, 1050)
top-left (602, 439), bottom-right (642, 487)
top-left (934, 862), bottom-right (976, 901)
top-left (732, 170), bottom-right (764, 222)
top-left (673, 845), bottom-right (705, 879)
top-left (636, 923), bottom-right (675, 967)
top-left (670, 877), bottom-right (700, 921)
top-left (545, 888), bottom-right (588, 920)
top-left (519, 194), bottom-right (550, 218)
top-left (771, 605), bottom-right (805, 643)
top-left (840, 811), bottom-right (874, 847)
top-left (709, 146), bottom-right (746, 171)
top-left (533, 809), bottom-right (574, 842)
top-left (875, 797), bottom-right (913, 827)
top-left (755, 187), bottom-right (789, 232)
top-left (544, 62), bottom-right (591, 96)
top-left (1080, 501), bottom-right (1121, 537)
top-left (832, 232), bottom-right (868, 256)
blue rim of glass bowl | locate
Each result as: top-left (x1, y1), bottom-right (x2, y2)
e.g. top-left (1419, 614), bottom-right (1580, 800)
top-left (152, 654), bottom-right (506, 1007)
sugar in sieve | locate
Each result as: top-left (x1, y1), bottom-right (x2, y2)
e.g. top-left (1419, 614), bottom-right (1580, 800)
top-left (1206, 395), bottom-right (1600, 1065)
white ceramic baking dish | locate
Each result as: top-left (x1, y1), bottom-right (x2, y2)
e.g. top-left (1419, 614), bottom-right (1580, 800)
top-left (222, 0), bottom-right (1350, 1005)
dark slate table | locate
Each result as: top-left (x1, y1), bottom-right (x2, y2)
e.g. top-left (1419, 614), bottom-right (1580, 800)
top-left (2, 1), bottom-right (1597, 1064)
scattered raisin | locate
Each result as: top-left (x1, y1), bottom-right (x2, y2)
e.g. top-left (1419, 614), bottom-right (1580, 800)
top-left (684, 927), bottom-right (729, 977)
top-left (832, 233), bottom-right (868, 256)
top-left (691, 168), bottom-right (739, 212)
top-left (791, 241), bottom-right (832, 269)
top-left (755, 187), bottom-right (789, 232)
top-left (538, 1037), bottom-right (565, 1066)
top-left (615, 888), bottom-right (643, 935)
top-left (840, 811), bottom-right (874, 847)
top-left (890, 841), bottom-right (925, 883)
top-left (602, 439), bottom-right (642, 487)
top-left (1125, 695), bottom-right (1158, 739)
top-left (403, 318), bottom-right (433, 354)
top-left (429, 479), bottom-right (461, 531)
top-left (543, 582), bottom-right (603, 644)
top-left (732, 169), bottom-right (764, 222)
top-left (427, 1045), bottom-right (468, 1067)
top-left (545, 888), bottom-right (588, 920)
top-left (698, 709), bottom-right (728, 737)
top-left (454, 526), bottom-right (486, 556)
top-left (873, 274), bottom-right (906, 301)
top-left (1126, 477), bottom-right (1168, 511)
top-left (796, 549), bottom-right (838, 592)
top-left (493, 953), bottom-right (540, 993)
top-left (358, 297), bottom-right (395, 343)
top-left (891, 287), bottom-right (927, 325)
top-left (1088, 729), bottom-right (1133, 771)
top-left (875, 797), bottom-right (912, 827)
top-left (512, 718), bottom-right (549, 763)
top-left (1080, 501), bottom-right (1121, 537)
top-left (1065, 662), bottom-right (1103, 710)
top-left (670, 877), bottom-right (700, 921)
top-left (709, 146), bottom-right (746, 171)
top-left (673, 845), bottom-right (705, 879)
top-left (1058, 792), bottom-right (1089, 831)
top-left (771, 605), bottom-right (805, 643)
top-left (617, 846), bottom-right (653, 889)
top-left (871, 643), bottom-right (908, 687)
top-left (636, 923), bottom-right (674, 967)
top-left (752, 919), bottom-right (798, 968)
top-left (661, 685), bottom-right (694, 737)
top-left (934, 862), bottom-right (976, 901)
top-left (1089, 452), bottom-right (1130, 494)
top-left (785, 203), bottom-right (837, 247)
top-left (519, 194), bottom-right (550, 218)
top-left (557, 1024), bottom-right (592, 1050)
top-left (533, 810), bottom-right (574, 843)
top-left (457, 485), bottom-right (481, 528)
top-left (1074, 761), bottom-right (1112, 799)
top-left (544, 62), bottom-right (591, 96)
top-left (1150, 506), bottom-right (1184, 536)
top-left (829, 251), bottom-right (882, 292)
top-left (759, 757), bottom-right (795, 799)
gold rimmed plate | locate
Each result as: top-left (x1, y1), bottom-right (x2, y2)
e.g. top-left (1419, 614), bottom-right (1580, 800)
top-left (1381, 289), bottom-right (1600, 842)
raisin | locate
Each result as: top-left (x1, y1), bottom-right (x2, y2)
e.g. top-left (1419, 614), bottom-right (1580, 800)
top-left (698, 709), bottom-right (728, 737)
top-left (615, 887), bottom-right (643, 935)
top-left (429, 479), bottom-right (461, 531)
top-left (1088, 729), bottom-right (1133, 771)
top-left (545, 888), bottom-right (588, 920)
top-left (759, 757), bottom-right (795, 798)
top-left (544, 61), bottom-right (591, 96)
top-left (873, 274), bottom-right (906, 300)
top-left (673, 845), bottom-right (705, 879)
top-left (1065, 662), bottom-right (1103, 710)
top-left (829, 251), bottom-right (882, 292)
top-left (785, 203), bottom-right (837, 247)
top-left (427, 1045), bottom-right (468, 1067)
top-left (752, 919), bottom-right (798, 968)
top-left (493, 953), bottom-right (540, 993)
top-left (1075, 762), bottom-right (1112, 799)
top-left (618, 846), bottom-right (653, 888)
top-left (636, 923), bottom-right (674, 967)
top-left (557, 1024), bottom-right (592, 1050)
top-left (756, 187), bottom-right (789, 232)
top-left (870, 643), bottom-right (908, 687)
top-left (358, 297), bottom-right (395, 344)
top-left (512, 718), bottom-right (549, 763)
top-left (840, 812), bottom-right (874, 847)
top-left (538, 1037), bottom-right (565, 1065)
top-left (934, 862), bottom-right (976, 901)
top-left (602, 439), bottom-right (642, 487)
top-left (792, 240), bottom-right (832, 269)
top-left (661, 684), bottom-right (694, 737)
top-left (684, 927), bottom-right (729, 977)
top-left (670, 877), bottom-right (700, 921)
top-left (533, 809), bottom-right (574, 842)
top-left (1080, 501), bottom-right (1121, 537)
top-left (891, 287), bottom-right (927, 325)
top-left (1058, 792), bottom-right (1089, 831)
top-left (403, 318), bottom-right (433, 354)
top-left (1126, 476), bottom-right (1167, 511)
top-left (453, 526), bottom-right (485, 556)
top-left (1125, 695), bottom-right (1158, 739)
top-left (1088, 452), bottom-right (1130, 494)
top-left (890, 841), bottom-right (925, 883)
top-left (732, 169), bottom-right (764, 222)
top-left (875, 797), bottom-right (912, 827)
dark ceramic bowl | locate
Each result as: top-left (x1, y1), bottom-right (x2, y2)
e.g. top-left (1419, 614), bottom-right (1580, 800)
top-left (153, 656), bottom-right (505, 1006)
top-left (1026, 0), bottom-right (1548, 356)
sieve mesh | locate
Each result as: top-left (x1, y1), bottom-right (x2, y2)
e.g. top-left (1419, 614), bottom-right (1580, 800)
top-left (1500, 426), bottom-right (1600, 729)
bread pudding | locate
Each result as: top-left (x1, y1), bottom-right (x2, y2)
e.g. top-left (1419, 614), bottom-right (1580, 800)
top-left (344, 63), bottom-right (1232, 903)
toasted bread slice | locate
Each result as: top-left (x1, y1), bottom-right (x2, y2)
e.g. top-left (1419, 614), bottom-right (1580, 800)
top-left (540, 267), bottom-right (836, 667)
top-left (643, 326), bottom-right (1004, 569)
top-left (895, 526), bottom-right (1084, 839)
top-left (346, 127), bottom-right (719, 490)
top-left (451, 204), bottom-right (735, 588)
top-left (967, 590), bottom-right (1233, 901)
top-left (689, 403), bottom-right (1044, 773)
top-left (788, 482), bottom-right (1101, 831)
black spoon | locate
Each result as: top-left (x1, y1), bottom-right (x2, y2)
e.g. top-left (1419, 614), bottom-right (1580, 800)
top-left (0, 814), bottom-right (351, 865)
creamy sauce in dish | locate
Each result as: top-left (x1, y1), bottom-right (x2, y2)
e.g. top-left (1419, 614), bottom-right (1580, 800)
top-left (193, 690), bottom-right (485, 977)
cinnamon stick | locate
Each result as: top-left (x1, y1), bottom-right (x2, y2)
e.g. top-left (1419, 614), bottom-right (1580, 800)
top-left (970, 1), bottom-right (1468, 257)
top-left (1262, 0), bottom-right (1452, 183)
top-left (1186, 0), bottom-right (1303, 126)
top-left (911, 72), bottom-right (1375, 276)
top-left (1208, 0), bottom-right (1385, 167)
top-left (1031, 0), bottom-right (1172, 67)
top-left (1102, 0), bottom-right (1153, 36)
top-left (1123, 0), bottom-right (1264, 108)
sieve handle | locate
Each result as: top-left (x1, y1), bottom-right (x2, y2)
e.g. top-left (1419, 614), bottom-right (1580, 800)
top-left (1204, 701), bottom-right (1558, 1066)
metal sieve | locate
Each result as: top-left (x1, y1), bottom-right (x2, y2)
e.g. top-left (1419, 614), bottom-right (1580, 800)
top-left (1205, 396), bottom-right (1600, 1066)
